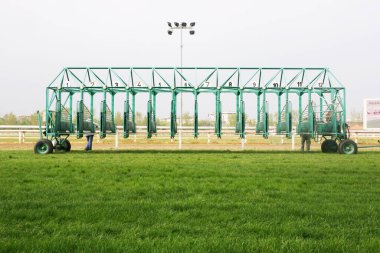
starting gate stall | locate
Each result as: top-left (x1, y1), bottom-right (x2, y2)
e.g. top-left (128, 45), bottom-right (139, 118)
top-left (100, 98), bottom-right (116, 139)
top-left (34, 67), bottom-right (358, 154)
top-left (236, 90), bottom-right (245, 138)
top-left (76, 99), bottom-right (94, 138)
top-left (256, 100), bottom-right (269, 138)
top-left (297, 101), bottom-right (316, 137)
top-left (123, 92), bottom-right (136, 138)
top-left (277, 101), bottom-right (292, 138)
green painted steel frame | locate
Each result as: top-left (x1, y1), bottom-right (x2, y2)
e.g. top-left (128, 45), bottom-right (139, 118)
top-left (44, 67), bottom-right (347, 141)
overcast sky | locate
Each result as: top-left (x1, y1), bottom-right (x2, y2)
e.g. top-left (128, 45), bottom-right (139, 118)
top-left (0, 0), bottom-right (379, 118)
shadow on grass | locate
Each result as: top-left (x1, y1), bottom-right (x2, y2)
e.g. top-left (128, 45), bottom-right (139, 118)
top-left (44, 149), bottom-right (380, 155)
top-left (68, 149), bottom-right (321, 155)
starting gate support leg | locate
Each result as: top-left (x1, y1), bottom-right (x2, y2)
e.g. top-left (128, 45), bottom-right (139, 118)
top-left (124, 91), bottom-right (130, 138)
top-left (55, 89), bottom-right (62, 133)
top-left (263, 91), bottom-right (268, 138)
top-left (147, 91), bottom-right (152, 139)
top-left (285, 91), bottom-right (291, 138)
top-left (297, 93), bottom-right (302, 134)
top-left (240, 92), bottom-right (245, 139)
top-left (319, 94), bottom-right (323, 120)
top-left (111, 93), bottom-right (115, 133)
top-left (77, 99), bottom-right (83, 138)
top-left (90, 93), bottom-right (94, 133)
top-left (236, 90), bottom-right (240, 133)
top-left (276, 92), bottom-right (282, 134)
top-left (69, 92), bottom-right (73, 132)
top-left (100, 91), bottom-right (107, 139)
top-left (170, 91), bottom-right (177, 139)
top-left (76, 90), bottom-right (83, 138)
top-left (215, 91), bottom-right (222, 138)
top-left (330, 89), bottom-right (337, 137)
top-left (308, 89), bottom-right (314, 138)
top-left (194, 92), bottom-right (199, 138)
top-left (45, 88), bottom-right (49, 135)
top-left (256, 92), bottom-right (261, 133)
top-left (343, 88), bottom-right (347, 139)
top-left (132, 93), bottom-right (136, 133)
top-left (37, 111), bottom-right (43, 140)
top-left (153, 92), bottom-right (157, 133)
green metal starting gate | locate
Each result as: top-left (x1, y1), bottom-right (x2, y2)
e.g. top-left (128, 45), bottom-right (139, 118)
top-left (34, 67), bottom-right (358, 154)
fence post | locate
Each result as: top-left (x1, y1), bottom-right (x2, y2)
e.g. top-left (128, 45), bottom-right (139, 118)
top-left (115, 129), bottom-right (119, 149)
top-left (18, 130), bottom-right (21, 144)
top-left (291, 133), bottom-right (295, 151)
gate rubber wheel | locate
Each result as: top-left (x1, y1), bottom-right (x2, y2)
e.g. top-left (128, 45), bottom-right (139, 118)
top-left (34, 139), bottom-right (53, 154)
top-left (321, 139), bottom-right (338, 153)
top-left (61, 139), bottom-right (71, 152)
top-left (338, 139), bottom-right (358, 154)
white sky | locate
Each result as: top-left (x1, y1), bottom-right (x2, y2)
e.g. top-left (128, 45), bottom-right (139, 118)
top-left (0, 0), bottom-right (379, 118)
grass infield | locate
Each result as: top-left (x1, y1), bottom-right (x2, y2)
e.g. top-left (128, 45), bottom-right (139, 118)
top-left (0, 150), bottom-right (379, 252)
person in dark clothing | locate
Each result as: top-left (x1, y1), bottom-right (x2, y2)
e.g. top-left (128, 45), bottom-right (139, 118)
top-left (300, 133), bottom-right (311, 152)
top-left (85, 133), bottom-right (94, 151)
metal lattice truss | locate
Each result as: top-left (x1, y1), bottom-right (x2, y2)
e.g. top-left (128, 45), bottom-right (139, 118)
top-left (49, 67), bottom-right (344, 90)
top-left (45, 67), bottom-right (347, 140)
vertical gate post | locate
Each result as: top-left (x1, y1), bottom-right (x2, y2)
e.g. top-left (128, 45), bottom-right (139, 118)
top-left (124, 90), bottom-right (130, 138)
top-left (330, 89), bottom-right (337, 137)
top-left (132, 93), bottom-right (136, 133)
top-left (276, 92), bottom-right (282, 134)
top-left (153, 92), bottom-right (157, 133)
top-left (194, 91), bottom-right (199, 138)
top-left (235, 90), bottom-right (240, 133)
top-left (170, 90), bottom-right (177, 139)
top-left (263, 91), bottom-right (268, 138)
top-left (308, 89), bottom-right (314, 138)
top-left (69, 92), bottom-right (73, 132)
top-left (90, 93), bottom-right (94, 133)
top-left (111, 92), bottom-right (115, 133)
top-left (285, 91), bottom-right (291, 138)
top-left (215, 90), bottom-right (222, 138)
top-left (147, 90), bottom-right (152, 139)
top-left (240, 91), bottom-right (245, 139)
top-left (297, 92), bottom-right (303, 134)
top-left (256, 91), bottom-right (261, 133)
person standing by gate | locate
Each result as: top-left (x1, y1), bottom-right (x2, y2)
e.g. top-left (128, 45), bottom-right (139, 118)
top-left (85, 133), bottom-right (94, 151)
top-left (300, 133), bottom-right (311, 152)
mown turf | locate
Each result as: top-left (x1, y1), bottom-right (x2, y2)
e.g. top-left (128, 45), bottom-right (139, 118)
top-left (0, 150), bottom-right (379, 252)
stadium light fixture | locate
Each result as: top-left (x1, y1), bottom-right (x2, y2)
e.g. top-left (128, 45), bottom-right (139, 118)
top-left (166, 21), bottom-right (196, 149)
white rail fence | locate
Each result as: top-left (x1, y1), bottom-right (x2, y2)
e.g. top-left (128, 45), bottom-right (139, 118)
top-left (1, 125), bottom-right (379, 150)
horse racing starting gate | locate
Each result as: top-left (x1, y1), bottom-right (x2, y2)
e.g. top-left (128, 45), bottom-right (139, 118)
top-left (34, 67), bottom-right (358, 154)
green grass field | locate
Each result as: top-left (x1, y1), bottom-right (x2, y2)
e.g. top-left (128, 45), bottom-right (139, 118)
top-left (0, 150), bottom-right (379, 252)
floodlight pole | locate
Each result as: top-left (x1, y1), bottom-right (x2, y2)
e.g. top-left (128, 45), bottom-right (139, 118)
top-left (167, 22), bottom-right (195, 149)
top-left (180, 28), bottom-right (183, 150)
